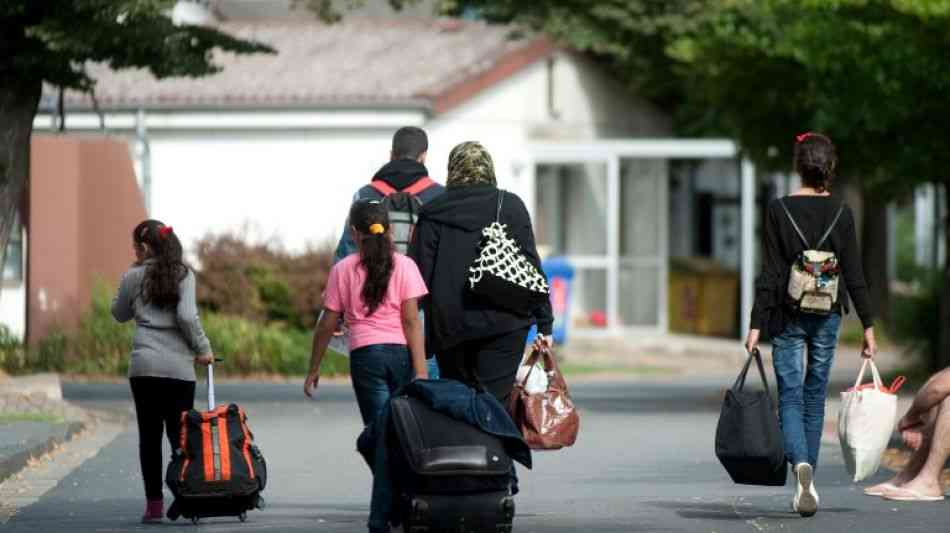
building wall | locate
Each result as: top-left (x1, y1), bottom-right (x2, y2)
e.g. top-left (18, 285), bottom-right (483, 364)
top-left (26, 135), bottom-right (146, 345)
top-left (147, 130), bottom-right (406, 257)
top-left (129, 52), bottom-right (672, 258)
top-left (28, 137), bottom-right (83, 344)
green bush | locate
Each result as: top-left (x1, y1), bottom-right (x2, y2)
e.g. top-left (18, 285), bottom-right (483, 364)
top-left (8, 281), bottom-right (348, 377)
top-left (889, 269), bottom-right (942, 370)
top-left (0, 324), bottom-right (28, 374)
top-left (64, 281), bottom-right (135, 374)
top-left (194, 233), bottom-right (334, 330)
top-left (197, 313), bottom-right (348, 377)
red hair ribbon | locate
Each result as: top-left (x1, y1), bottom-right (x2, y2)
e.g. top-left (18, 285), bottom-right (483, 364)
top-left (796, 132), bottom-right (813, 143)
top-left (159, 226), bottom-right (174, 239)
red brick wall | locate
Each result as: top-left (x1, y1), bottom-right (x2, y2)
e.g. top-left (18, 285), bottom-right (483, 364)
top-left (27, 135), bottom-right (147, 345)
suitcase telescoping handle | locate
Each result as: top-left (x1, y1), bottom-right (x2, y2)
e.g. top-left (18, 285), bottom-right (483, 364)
top-left (207, 361), bottom-right (216, 410)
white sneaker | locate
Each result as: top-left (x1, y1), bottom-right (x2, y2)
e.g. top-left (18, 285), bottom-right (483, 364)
top-left (793, 463), bottom-right (818, 517)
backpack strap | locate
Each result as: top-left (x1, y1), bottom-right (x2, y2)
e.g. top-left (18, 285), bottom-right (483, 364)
top-left (369, 180), bottom-right (397, 196)
top-left (815, 203), bottom-right (846, 250)
top-left (402, 176), bottom-right (436, 196)
top-left (495, 189), bottom-right (505, 223)
top-left (778, 198), bottom-right (811, 249)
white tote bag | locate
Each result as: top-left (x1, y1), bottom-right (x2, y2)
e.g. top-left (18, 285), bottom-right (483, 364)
top-left (837, 359), bottom-right (898, 482)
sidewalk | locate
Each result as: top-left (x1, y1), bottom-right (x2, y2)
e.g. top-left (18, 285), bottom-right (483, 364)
top-left (559, 332), bottom-right (909, 381)
top-left (0, 374), bottom-right (89, 484)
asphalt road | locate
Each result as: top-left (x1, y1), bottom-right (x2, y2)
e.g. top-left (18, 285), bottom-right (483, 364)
top-left (3, 378), bottom-right (947, 532)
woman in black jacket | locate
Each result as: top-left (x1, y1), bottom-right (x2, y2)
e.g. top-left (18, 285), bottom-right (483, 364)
top-left (409, 141), bottom-right (553, 402)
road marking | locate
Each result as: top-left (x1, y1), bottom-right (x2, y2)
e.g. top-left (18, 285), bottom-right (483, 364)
top-left (0, 420), bottom-right (125, 524)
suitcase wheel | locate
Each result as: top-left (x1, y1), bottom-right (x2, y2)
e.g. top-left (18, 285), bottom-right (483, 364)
top-left (239, 512), bottom-right (248, 523)
top-left (501, 497), bottom-right (515, 521)
top-left (411, 498), bottom-right (429, 520)
top-left (191, 516), bottom-right (200, 525)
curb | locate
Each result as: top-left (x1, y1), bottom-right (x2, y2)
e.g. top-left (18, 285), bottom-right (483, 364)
top-left (0, 420), bottom-right (86, 485)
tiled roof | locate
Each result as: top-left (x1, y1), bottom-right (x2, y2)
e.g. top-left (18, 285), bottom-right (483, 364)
top-left (50, 18), bottom-right (552, 113)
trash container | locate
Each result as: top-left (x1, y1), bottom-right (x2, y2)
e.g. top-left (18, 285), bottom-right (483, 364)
top-left (668, 257), bottom-right (739, 337)
top-left (524, 257), bottom-right (576, 345)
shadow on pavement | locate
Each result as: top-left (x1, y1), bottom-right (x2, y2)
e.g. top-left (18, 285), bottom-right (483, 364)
top-left (9, 498), bottom-right (369, 532)
top-left (647, 499), bottom-right (858, 521)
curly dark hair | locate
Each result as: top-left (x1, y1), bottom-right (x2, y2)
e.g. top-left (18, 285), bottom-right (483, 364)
top-left (349, 201), bottom-right (394, 315)
top-left (793, 133), bottom-right (837, 192)
top-left (133, 219), bottom-right (187, 310)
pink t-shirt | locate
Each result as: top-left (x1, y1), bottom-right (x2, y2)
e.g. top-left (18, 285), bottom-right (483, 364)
top-left (323, 253), bottom-right (428, 350)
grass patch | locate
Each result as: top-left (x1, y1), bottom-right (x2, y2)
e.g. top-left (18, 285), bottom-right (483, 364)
top-left (0, 412), bottom-right (64, 424)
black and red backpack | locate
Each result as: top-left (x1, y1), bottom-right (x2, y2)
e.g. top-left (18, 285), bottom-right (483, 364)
top-left (166, 403), bottom-right (267, 523)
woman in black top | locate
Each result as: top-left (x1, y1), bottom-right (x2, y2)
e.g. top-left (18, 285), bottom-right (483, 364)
top-left (409, 141), bottom-right (554, 403)
top-left (745, 133), bottom-right (877, 517)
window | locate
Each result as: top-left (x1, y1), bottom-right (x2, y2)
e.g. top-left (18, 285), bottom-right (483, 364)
top-left (3, 221), bottom-right (23, 284)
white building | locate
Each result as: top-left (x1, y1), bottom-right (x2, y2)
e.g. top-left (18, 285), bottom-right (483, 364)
top-left (16, 14), bottom-right (758, 339)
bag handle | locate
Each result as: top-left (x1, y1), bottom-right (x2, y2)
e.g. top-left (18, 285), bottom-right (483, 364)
top-left (519, 349), bottom-right (541, 387)
top-left (519, 346), bottom-right (567, 391)
top-left (370, 180), bottom-right (397, 196)
top-left (495, 189), bottom-right (505, 224)
top-left (403, 176), bottom-right (435, 196)
top-left (853, 358), bottom-right (884, 391)
top-left (815, 203), bottom-right (845, 250)
top-left (779, 198), bottom-right (811, 249)
top-left (734, 348), bottom-right (775, 403)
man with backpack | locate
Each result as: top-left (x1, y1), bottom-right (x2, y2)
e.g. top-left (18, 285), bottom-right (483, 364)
top-left (333, 126), bottom-right (444, 262)
top-left (332, 126), bottom-right (445, 379)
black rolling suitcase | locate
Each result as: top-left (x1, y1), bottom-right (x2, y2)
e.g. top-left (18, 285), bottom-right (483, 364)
top-left (389, 396), bottom-right (516, 533)
top-left (165, 363), bottom-right (267, 524)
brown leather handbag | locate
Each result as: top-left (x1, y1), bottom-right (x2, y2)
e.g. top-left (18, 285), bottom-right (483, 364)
top-left (507, 348), bottom-right (579, 450)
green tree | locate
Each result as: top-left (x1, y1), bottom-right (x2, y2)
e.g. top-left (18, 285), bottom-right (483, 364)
top-left (444, 0), bottom-right (950, 367)
top-left (0, 0), bottom-right (273, 285)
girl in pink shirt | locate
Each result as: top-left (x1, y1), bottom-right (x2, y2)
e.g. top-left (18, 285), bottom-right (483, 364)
top-left (304, 200), bottom-right (429, 425)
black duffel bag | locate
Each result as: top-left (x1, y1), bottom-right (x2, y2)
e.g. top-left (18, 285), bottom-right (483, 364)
top-left (715, 348), bottom-right (788, 486)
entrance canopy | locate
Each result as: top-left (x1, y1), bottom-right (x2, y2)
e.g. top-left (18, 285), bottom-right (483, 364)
top-left (523, 139), bottom-right (756, 338)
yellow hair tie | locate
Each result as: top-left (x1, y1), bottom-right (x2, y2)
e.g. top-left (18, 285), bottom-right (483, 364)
top-left (368, 223), bottom-right (385, 235)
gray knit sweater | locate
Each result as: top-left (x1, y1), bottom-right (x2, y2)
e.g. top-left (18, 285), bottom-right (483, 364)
top-left (111, 263), bottom-right (211, 381)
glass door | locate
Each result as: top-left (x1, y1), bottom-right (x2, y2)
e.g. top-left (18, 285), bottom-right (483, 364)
top-left (534, 162), bottom-right (611, 331)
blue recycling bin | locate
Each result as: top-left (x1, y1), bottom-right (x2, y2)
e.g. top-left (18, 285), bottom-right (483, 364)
top-left (528, 257), bottom-right (575, 345)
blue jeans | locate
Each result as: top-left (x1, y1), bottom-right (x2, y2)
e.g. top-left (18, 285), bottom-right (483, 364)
top-left (350, 344), bottom-right (415, 426)
top-left (772, 312), bottom-right (841, 468)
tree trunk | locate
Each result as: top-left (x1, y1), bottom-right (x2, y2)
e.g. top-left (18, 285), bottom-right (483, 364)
top-left (0, 78), bottom-right (43, 301)
top-left (939, 181), bottom-right (950, 370)
top-left (862, 192), bottom-right (891, 323)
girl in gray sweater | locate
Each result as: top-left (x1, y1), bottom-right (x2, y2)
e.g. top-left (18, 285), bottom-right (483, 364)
top-left (112, 220), bottom-right (213, 523)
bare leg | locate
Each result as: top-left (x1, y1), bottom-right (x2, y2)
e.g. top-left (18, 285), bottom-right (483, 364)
top-left (887, 396), bottom-right (950, 498)
top-left (867, 413), bottom-right (935, 492)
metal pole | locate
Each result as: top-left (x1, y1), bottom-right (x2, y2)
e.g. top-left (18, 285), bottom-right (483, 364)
top-left (135, 109), bottom-right (152, 214)
top-left (740, 158), bottom-right (756, 338)
top-left (606, 155), bottom-right (620, 333)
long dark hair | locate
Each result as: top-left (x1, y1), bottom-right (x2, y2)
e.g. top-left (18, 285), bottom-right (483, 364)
top-left (350, 201), bottom-right (394, 315)
top-left (793, 132), bottom-right (837, 192)
top-left (133, 219), bottom-right (187, 310)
